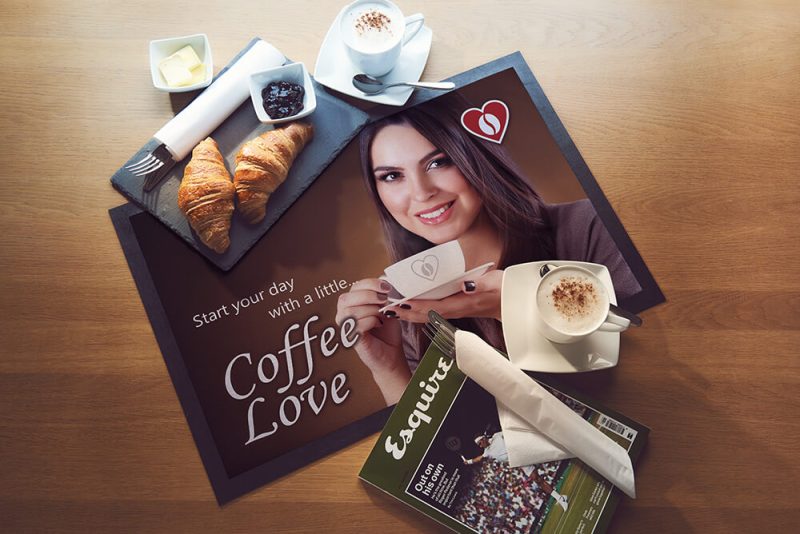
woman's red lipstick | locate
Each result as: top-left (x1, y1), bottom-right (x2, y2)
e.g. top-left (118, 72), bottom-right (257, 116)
top-left (416, 201), bottom-right (454, 225)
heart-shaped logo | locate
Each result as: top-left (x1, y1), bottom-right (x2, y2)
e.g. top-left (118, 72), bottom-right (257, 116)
top-left (460, 100), bottom-right (510, 144)
top-left (411, 255), bottom-right (439, 281)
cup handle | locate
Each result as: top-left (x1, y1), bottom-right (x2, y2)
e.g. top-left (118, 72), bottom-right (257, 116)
top-left (402, 13), bottom-right (425, 45)
top-left (597, 311), bottom-right (630, 333)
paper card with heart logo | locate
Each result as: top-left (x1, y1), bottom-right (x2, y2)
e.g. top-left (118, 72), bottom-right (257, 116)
top-left (383, 240), bottom-right (466, 298)
top-left (380, 240), bottom-right (495, 312)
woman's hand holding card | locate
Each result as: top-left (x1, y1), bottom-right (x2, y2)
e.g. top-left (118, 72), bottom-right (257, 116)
top-left (335, 278), bottom-right (410, 404)
top-left (389, 269), bottom-right (504, 323)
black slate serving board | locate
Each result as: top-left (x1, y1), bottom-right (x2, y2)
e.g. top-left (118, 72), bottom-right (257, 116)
top-left (111, 38), bottom-right (370, 271)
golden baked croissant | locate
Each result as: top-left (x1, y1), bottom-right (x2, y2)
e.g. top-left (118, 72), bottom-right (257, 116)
top-left (177, 137), bottom-right (235, 254)
top-left (234, 121), bottom-right (314, 224)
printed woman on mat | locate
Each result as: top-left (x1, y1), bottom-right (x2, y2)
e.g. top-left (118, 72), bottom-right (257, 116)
top-left (336, 92), bottom-right (639, 404)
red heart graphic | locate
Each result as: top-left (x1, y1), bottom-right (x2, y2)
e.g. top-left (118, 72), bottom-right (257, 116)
top-left (460, 100), bottom-right (510, 144)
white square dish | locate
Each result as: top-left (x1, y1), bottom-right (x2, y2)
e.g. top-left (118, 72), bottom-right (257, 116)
top-left (149, 33), bottom-right (213, 93)
top-left (313, 6), bottom-right (433, 107)
top-left (501, 261), bottom-right (620, 373)
top-left (248, 62), bottom-right (316, 124)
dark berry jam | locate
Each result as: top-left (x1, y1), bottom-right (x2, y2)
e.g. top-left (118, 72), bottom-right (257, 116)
top-left (261, 81), bottom-right (305, 119)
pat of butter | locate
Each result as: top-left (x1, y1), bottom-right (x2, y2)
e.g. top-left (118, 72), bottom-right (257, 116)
top-left (188, 65), bottom-right (206, 85)
top-left (158, 45), bottom-right (205, 87)
top-left (172, 45), bottom-right (202, 71)
top-left (159, 55), bottom-right (192, 87)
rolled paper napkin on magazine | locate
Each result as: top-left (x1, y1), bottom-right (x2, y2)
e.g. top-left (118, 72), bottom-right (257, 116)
top-left (495, 402), bottom-right (573, 465)
top-left (455, 330), bottom-right (637, 498)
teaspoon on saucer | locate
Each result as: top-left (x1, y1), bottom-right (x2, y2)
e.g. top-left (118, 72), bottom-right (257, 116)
top-left (539, 263), bottom-right (643, 327)
top-left (352, 74), bottom-right (455, 95)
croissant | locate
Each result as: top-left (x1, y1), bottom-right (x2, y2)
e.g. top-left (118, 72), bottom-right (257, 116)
top-left (234, 121), bottom-right (314, 224)
top-left (177, 137), bottom-right (235, 254)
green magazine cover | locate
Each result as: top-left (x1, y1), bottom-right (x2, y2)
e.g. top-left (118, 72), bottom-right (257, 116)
top-left (359, 344), bottom-right (649, 533)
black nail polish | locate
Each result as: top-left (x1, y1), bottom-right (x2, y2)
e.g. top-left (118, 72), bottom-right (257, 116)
top-left (383, 310), bottom-right (397, 318)
top-left (399, 303), bottom-right (411, 310)
top-left (464, 281), bottom-right (476, 292)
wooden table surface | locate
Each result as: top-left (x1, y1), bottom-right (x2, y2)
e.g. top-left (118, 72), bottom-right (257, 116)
top-left (2, 0), bottom-right (798, 531)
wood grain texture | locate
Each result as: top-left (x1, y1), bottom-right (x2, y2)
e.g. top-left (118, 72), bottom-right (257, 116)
top-left (1, 0), bottom-right (799, 531)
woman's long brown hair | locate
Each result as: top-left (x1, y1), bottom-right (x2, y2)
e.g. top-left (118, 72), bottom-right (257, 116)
top-left (359, 92), bottom-right (554, 361)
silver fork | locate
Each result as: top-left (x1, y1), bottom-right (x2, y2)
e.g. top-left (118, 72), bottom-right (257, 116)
top-left (124, 143), bottom-right (178, 192)
top-left (422, 310), bottom-right (458, 359)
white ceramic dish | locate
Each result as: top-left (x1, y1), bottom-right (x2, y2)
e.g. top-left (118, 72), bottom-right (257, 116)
top-left (149, 33), bottom-right (213, 93)
top-left (248, 62), bottom-right (317, 124)
top-left (314, 7), bottom-right (433, 107)
top-left (380, 262), bottom-right (495, 312)
top-left (501, 261), bottom-right (620, 373)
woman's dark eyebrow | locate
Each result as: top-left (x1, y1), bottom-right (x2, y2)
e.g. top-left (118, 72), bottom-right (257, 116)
top-left (419, 149), bottom-right (444, 164)
top-left (373, 149), bottom-right (444, 173)
top-left (373, 165), bottom-right (401, 173)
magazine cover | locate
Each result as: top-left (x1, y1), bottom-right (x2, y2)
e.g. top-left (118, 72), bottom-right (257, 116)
top-left (359, 343), bottom-right (649, 534)
top-left (110, 53), bottom-right (662, 503)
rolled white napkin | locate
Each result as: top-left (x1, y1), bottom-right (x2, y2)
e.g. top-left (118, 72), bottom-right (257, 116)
top-left (455, 330), bottom-right (636, 498)
top-left (154, 39), bottom-right (286, 161)
top-left (496, 401), bottom-right (573, 466)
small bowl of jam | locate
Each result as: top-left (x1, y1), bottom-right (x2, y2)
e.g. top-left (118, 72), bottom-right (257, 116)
top-left (248, 62), bottom-right (316, 124)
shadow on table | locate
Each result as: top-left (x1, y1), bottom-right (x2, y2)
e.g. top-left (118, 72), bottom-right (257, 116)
top-left (555, 301), bottom-right (798, 532)
top-left (360, 482), bottom-right (452, 533)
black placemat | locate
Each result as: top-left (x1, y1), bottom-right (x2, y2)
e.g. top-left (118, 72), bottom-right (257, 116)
top-left (109, 51), bottom-right (665, 505)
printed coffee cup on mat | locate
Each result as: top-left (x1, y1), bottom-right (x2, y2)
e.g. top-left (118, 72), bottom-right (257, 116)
top-left (382, 240), bottom-right (465, 299)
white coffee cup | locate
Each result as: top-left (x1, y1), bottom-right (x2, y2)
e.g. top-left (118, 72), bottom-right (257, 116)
top-left (339, 0), bottom-right (425, 77)
top-left (534, 265), bottom-right (630, 344)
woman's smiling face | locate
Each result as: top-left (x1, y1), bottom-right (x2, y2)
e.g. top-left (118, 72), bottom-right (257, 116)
top-left (371, 123), bottom-right (483, 244)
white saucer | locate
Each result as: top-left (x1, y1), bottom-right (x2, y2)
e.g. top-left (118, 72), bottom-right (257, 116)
top-left (313, 9), bottom-right (433, 107)
top-left (501, 261), bottom-right (620, 373)
top-left (380, 262), bottom-right (495, 312)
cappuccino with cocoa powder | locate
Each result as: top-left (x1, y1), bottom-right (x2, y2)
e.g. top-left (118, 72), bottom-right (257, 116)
top-left (339, 0), bottom-right (425, 77)
top-left (341, 3), bottom-right (400, 53)
top-left (536, 267), bottom-right (609, 335)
